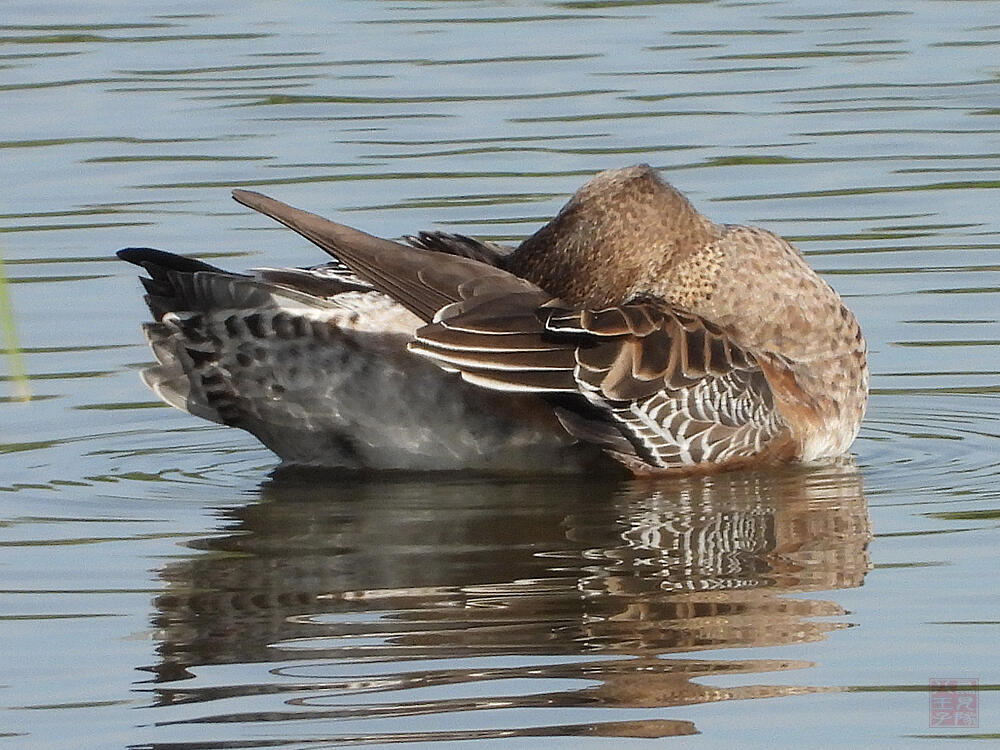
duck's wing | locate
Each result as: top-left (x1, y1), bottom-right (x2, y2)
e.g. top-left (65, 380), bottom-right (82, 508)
top-left (405, 231), bottom-right (513, 266)
top-left (232, 190), bottom-right (533, 322)
top-left (230, 190), bottom-right (793, 472)
top-left (252, 261), bottom-right (374, 295)
top-left (412, 296), bottom-right (793, 472)
top-left (253, 232), bottom-right (511, 295)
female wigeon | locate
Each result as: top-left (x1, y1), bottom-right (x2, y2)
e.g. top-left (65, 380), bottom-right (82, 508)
top-left (119, 165), bottom-right (868, 475)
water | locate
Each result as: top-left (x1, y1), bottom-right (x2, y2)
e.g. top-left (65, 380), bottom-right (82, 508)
top-left (1, 1), bottom-right (998, 747)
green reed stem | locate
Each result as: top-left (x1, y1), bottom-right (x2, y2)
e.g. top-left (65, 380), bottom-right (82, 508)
top-left (0, 243), bottom-right (31, 401)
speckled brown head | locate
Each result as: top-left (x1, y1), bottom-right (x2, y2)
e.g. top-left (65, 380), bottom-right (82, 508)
top-left (508, 165), bottom-right (722, 308)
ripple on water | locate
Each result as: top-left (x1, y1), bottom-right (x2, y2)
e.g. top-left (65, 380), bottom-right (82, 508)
top-left (859, 395), bottom-right (1000, 505)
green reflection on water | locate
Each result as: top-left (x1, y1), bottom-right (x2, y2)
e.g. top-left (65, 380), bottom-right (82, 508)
top-left (73, 401), bottom-right (166, 411)
top-left (0, 241), bottom-right (29, 401)
top-left (926, 508), bottom-right (1000, 521)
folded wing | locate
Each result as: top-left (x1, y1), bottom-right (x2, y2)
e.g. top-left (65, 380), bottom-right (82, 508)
top-left (414, 297), bottom-right (790, 470)
top-left (232, 190), bottom-right (791, 472)
top-left (231, 190), bottom-right (533, 322)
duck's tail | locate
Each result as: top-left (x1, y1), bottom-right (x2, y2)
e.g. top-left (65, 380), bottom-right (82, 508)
top-left (117, 248), bottom-right (418, 463)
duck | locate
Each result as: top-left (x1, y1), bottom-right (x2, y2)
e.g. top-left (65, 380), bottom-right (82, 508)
top-left (118, 165), bottom-right (868, 476)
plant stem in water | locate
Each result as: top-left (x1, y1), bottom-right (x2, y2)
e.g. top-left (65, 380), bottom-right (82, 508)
top-left (0, 244), bottom-right (30, 402)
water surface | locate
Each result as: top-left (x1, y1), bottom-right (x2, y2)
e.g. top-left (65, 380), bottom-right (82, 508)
top-left (1, 1), bottom-right (998, 748)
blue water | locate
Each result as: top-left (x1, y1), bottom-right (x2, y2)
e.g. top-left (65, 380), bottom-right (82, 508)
top-left (1, 1), bottom-right (998, 748)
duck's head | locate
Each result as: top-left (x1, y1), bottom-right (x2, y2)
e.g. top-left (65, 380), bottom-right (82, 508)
top-left (508, 164), bottom-right (722, 309)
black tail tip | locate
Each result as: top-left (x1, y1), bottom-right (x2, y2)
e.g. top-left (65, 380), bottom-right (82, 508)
top-left (117, 247), bottom-right (161, 265)
top-left (116, 248), bottom-right (224, 274)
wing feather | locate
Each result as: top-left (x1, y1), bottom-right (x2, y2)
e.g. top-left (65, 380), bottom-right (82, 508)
top-left (226, 190), bottom-right (790, 472)
top-left (414, 294), bottom-right (789, 470)
top-left (231, 190), bottom-right (534, 323)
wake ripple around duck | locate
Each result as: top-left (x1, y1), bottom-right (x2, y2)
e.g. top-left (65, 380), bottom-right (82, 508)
top-left (859, 393), bottom-right (1000, 505)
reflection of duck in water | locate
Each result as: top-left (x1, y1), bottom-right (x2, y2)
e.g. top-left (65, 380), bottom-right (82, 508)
top-left (119, 165), bottom-right (868, 475)
top-left (148, 461), bottom-right (870, 741)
